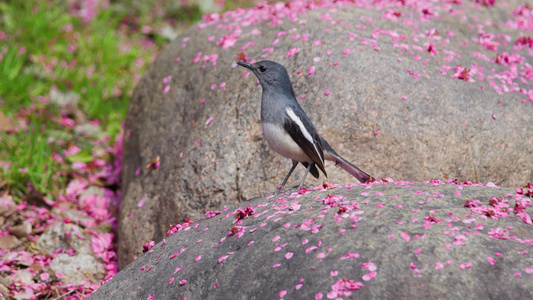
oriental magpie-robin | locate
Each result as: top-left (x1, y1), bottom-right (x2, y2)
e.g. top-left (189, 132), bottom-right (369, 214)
top-left (237, 60), bottom-right (372, 190)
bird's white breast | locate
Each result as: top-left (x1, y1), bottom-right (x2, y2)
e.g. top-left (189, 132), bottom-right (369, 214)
top-left (262, 122), bottom-right (310, 162)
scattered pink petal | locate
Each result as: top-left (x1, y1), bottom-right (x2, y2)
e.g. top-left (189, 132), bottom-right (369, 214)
top-left (40, 273), bottom-right (49, 281)
top-left (307, 66), bottom-right (315, 77)
top-left (362, 271), bottom-right (377, 281)
top-left (286, 48), bottom-right (300, 57)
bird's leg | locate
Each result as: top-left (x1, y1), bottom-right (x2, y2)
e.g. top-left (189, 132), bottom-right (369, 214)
top-left (297, 162), bottom-right (313, 190)
top-left (278, 160), bottom-right (298, 192)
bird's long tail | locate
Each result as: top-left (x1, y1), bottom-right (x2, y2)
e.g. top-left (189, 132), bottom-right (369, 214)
top-left (319, 136), bottom-right (372, 183)
top-left (331, 152), bottom-right (372, 183)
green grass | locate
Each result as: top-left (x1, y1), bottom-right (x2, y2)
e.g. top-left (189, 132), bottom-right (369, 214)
top-left (0, 0), bottom-right (162, 198)
top-left (1, 116), bottom-right (66, 198)
top-left (0, 0), bottom-right (257, 200)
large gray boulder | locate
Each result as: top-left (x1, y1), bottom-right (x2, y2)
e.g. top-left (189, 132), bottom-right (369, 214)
top-left (118, 0), bottom-right (533, 267)
top-left (92, 181), bottom-right (533, 299)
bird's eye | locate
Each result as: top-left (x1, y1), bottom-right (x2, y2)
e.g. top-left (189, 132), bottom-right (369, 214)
top-left (259, 66), bottom-right (267, 72)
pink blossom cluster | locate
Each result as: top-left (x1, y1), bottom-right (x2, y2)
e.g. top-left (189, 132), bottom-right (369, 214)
top-left (166, 216), bottom-right (194, 237)
top-left (469, 196), bottom-right (510, 220)
top-left (466, 191), bottom-right (532, 225)
top-left (234, 204), bottom-right (255, 220)
top-left (327, 278), bottom-right (364, 298)
top-left (0, 129), bottom-right (123, 299)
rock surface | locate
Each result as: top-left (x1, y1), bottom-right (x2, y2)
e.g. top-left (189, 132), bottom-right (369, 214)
top-left (93, 181), bottom-right (533, 299)
top-left (118, 0), bottom-right (533, 267)
top-left (50, 254), bottom-right (106, 284)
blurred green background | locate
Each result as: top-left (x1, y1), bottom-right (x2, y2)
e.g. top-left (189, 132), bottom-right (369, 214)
top-left (0, 0), bottom-right (256, 200)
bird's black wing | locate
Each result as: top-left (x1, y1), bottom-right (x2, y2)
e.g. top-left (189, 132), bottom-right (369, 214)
top-left (283, 106), bottom-right (327, 177)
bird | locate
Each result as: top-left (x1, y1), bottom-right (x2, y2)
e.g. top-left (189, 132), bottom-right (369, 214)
top-left (237, 60), bottom-right (372, 191)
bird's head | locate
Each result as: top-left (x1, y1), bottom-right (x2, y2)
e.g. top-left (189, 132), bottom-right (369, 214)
top-left (237, 60), bottom-right (294, 95)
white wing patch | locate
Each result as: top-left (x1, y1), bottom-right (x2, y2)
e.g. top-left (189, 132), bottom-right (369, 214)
top-left (285, 107), bottom-right (324, 165)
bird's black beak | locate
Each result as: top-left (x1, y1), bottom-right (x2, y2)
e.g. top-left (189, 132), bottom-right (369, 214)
top-left (237, 61), bottom-right (253, 70)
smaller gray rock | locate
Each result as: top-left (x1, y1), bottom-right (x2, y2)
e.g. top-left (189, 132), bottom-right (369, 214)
top-left (79, 186), bottom-right (106, 203)
top-left (36, 223), bottom-right (67, 255)
top-left (10, 223), bottom-right (32, 238)
top-left (13, 269), bottom-right (33, 286)
top-left (75, 124), bottom-right (107, 140)
top-left (57, 208), bottom-right (95, 225)
top-left (13, 293), bottom-right (34, 300)
top-left (160, 26), bottom-right (179, 41)
top-left (49, 87), bottom-right (79, 107)
top-left (36, 223), bottom-right (93, 255)
top-left (0, 235), bottom-right (20, 249)
top-left (0, 282), bottom-right (9, 298)
top-left (50, 254), bottom-right (105, 284)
